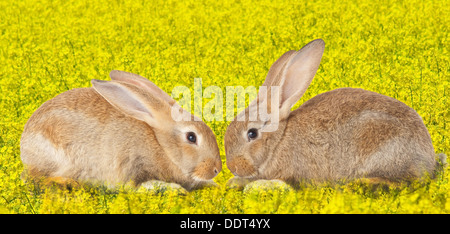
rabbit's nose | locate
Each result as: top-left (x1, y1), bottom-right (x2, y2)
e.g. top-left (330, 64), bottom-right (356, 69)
top-left (226, 160), bottom-right (237, 175)
top-left (226, 156), bottom-right (256, 177)
top-left (214, 158), bottom-right (222, 175)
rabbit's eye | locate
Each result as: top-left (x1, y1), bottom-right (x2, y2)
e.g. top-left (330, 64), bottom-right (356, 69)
top-left (186, 132), bottom-right (197, 144)
top-left (247, 128), bottom-right (258, 140)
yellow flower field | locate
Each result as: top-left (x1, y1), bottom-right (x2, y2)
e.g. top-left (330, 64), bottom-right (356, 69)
top-left (0, 0), bottom-right (449, 214)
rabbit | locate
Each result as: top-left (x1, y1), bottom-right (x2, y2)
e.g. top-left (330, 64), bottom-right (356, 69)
top-left (20, 70), bottom-right (222, 191)
top-left (225, 39), bottom-right (446, 189)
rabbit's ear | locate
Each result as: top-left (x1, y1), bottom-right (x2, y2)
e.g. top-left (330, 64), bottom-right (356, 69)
top-left (248, 50), bottom-right (297, 120)
top-left (91, 79), bottom-right (172, 128)
top-left (277, 39), bottom-right (324, 118)
top-left (255, 40), bottom-right (324, 121)
top-left (262, 50), bottom-right (297, 87)
top-left (109, 70), bottom-right (175, 105)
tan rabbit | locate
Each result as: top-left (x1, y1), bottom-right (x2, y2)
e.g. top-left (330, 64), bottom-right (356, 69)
top-left (20, 70), bottom-right (222, 191)
top-left (225, 39), bottom-right (446, 189)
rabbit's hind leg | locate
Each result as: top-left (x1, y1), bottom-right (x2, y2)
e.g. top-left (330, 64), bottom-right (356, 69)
top-left (40, 176), bottom-right (81, 191)
top-left (352, 177), bottom-right (405, 194)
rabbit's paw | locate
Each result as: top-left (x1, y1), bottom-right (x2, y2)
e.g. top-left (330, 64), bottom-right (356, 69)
top-left (226, 177), bottom-right (254, 190)
top-left (139, 180), bottom-right (187, 195)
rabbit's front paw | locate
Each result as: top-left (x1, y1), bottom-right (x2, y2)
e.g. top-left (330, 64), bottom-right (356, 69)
top-left (139, 180), bottom-right (187, 195)
top-left (226, 176), bottom-right (254, 190)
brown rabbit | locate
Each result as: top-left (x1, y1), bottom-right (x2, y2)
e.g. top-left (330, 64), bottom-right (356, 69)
top-left (20, 70), bottom-right (222, 191)
top-left (225, 39), bottom-right (446, 189)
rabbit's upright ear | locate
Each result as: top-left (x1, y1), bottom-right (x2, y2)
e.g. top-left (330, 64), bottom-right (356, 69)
top-left (276, 39), bottom-right (325, 119)
top-left (109, 70), bottom-right (176, 105)
top-left (91, 79), bottom-right (173, 129)
top-left (249, 50), bottom-right (297, 121)
top-left (262, 50), bottom-right (297, 87)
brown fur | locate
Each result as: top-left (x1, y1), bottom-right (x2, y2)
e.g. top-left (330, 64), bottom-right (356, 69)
top-left (355, 117), bottom-right (401, 157)
top-left (226, 156), bottom-right (256, 177)
top-left (20, 71), bottom-right (222, 191)
top-left (225, 39), bottom-right (438, 188)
